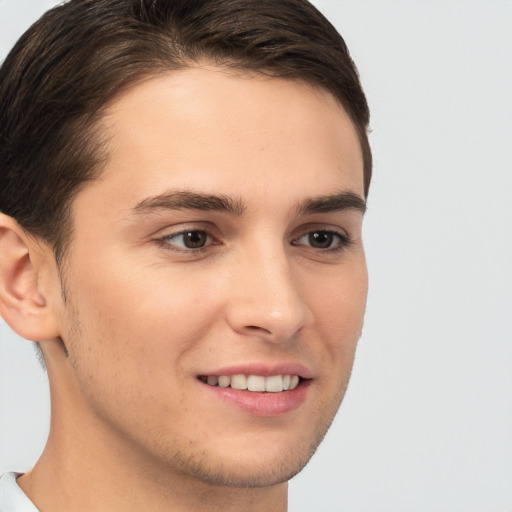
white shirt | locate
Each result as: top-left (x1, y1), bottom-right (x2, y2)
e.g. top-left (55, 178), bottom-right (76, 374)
top-left (0, 473), bottom-right (38, 511)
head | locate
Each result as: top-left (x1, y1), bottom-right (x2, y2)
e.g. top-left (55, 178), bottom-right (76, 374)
top-left (0, 0), bottom-right (371, 495)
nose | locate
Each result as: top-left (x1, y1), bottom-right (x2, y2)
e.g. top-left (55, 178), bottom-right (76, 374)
top-left (225, 245), bottom-right (311, 343)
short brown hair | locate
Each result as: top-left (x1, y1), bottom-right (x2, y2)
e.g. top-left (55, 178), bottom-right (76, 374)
top-left (0, 0), bottom-right (371, 265)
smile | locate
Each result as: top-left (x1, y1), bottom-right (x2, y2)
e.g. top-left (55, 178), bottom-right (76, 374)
top-left (199, 374), bottom-right (301, 392)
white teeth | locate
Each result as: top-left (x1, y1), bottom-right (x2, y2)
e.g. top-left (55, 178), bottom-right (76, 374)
top-left (247, 375), bottom-right (266, 392)
top-left (265, 375), bottom-right (283, 392)
top-left (204, 374), bottom-right (301, 392)
top-left (230, 374), bottom-right (247, 390)
top-left (218, 376), bottom-right (230, 388)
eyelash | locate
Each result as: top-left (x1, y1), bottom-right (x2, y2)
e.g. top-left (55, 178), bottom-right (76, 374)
top-left (291, 230), bottom-right (352, 253)
top-left (155, 230), bottom-right (218, 253)
top-left (154, 228), bottom-right (352, 254)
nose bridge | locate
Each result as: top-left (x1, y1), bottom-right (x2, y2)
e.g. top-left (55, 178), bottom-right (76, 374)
top-left (227, 237), bottom-right (309, 342)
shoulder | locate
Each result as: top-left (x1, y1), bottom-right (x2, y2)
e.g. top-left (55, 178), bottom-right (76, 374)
top-left (0, 473), bottom-right (39, 512)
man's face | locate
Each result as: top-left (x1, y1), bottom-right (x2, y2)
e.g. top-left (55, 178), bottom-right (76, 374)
top-left (52, 67), bottom-right (367, 487)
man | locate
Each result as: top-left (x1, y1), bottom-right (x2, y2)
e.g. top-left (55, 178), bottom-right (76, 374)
top-left (0, 0), bottom-right (371, 510)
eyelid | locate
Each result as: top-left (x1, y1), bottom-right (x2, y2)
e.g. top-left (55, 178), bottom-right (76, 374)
top-left (290, 223), bottom-right (353, 253)
top-left (291, 221), bottom-right (350, 239)
top-left (293, 230), bottom-right (351, 249)
top-left (153, 224), bottom-right (221, 253)
top-left (151, 221), bottom-right (354, 256)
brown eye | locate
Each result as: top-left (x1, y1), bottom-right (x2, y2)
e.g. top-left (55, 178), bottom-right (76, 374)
top-left (163, 230), bottom-right (210, 250)
top-left (182, 231), bottom-right (208, 248)
top-left (308, 231), bottom-right (335, 249)
top-left (293, 230), bottom-right (349, 251)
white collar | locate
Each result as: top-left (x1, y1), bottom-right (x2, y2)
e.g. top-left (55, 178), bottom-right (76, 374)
top-left (0, 473), bottom-right (39, 511)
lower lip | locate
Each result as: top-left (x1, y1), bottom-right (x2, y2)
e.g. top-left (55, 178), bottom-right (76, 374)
top-left (200, 380), bottom-right (311, 417)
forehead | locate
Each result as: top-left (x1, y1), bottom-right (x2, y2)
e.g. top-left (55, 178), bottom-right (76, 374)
top-left (76, 67), bottom-right (364, 218)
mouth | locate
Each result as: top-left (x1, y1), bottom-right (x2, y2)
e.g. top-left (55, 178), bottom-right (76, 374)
top-left (198, 374), bottom-right (304, 392)
top-left (197, 369), bottom-right (312, 416)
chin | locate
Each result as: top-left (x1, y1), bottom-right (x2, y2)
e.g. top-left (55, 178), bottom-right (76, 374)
top-left (160, 423), bottom-right (331, 489)
top-left (176, 451), bottom-right (312, 489)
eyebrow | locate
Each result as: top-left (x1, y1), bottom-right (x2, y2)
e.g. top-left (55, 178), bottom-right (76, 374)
top-left (296, 191), bottom-right (367, 216)
top-left (131, 189), bottom-right (366, 217)
top-left (133, 190), bottom-right (246, 216)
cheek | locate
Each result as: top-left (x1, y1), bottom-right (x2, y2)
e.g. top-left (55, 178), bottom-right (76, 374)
top-left (311, 261), bottom-right (368, 362)
top-left (60, 263), bottom-right (201, 426)
top-left (64, 254), bottom-right (225, 377)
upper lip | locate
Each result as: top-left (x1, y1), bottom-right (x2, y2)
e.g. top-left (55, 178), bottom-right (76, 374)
top-left (199, 362), bottom-right (313, 379)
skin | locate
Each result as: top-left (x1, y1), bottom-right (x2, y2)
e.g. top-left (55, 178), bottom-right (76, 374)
top-left (0, 67), bottom-right (367, 512)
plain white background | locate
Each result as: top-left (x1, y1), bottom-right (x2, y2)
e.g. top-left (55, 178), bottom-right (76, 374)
top-left (0, 1), bottom-right (511, 511)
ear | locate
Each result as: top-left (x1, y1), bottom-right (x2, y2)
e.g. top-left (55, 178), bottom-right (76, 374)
top-left (0, 213), bottom-right (61, 341)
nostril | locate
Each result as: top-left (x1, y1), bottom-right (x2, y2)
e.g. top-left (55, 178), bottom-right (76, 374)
top-left (246, 325), bottom-right (272, 334)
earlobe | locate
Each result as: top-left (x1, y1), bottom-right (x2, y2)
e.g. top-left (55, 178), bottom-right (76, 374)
top-left (0, 213), bottom-right (60, 342)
